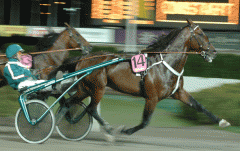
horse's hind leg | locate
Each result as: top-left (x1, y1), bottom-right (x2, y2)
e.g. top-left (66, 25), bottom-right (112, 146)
top-left (172, 88), bottom-right (231, 127)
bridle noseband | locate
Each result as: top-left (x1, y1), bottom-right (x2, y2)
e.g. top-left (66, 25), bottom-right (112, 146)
top-left (189, 25), bottom-right (211, 59)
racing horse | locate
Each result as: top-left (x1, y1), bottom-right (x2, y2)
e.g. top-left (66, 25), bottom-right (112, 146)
top-left (0, 24), bottom-right (92, 88)
top-left (32, 24), bottom-right (92, 80)
top-left (55, 19), bottom-right (231, 139)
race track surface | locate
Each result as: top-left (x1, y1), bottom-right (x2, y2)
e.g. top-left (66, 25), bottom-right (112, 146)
top-left (1, 125), bottom-right (240, 151)
top-left (1, 77), bottom-right (240, 150)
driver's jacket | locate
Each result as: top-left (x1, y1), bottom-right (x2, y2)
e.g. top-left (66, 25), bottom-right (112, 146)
top-left (4, 58), bottom-right (35, 90)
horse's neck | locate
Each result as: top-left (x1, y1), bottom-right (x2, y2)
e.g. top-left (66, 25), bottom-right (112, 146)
top-left (161, 29), bottom-right (190, 73)
top-left (52, 35), bottom-right (69, 50)
top-left (53, 36), bottom-right (70, 54)
top-left (48, 36), bottom-right (70, 65)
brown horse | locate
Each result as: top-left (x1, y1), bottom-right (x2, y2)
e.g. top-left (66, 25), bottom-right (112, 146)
top-left (0, 25), bottom-right (92, 88)
top-left (54, 19), bottom-right (231, 139)
top-left (32, 25), bottom-right (92, 80)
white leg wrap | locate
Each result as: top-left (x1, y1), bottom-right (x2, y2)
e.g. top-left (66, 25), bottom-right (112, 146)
top-left (219, 119), bottom-right (231, 128)
top-left (103, 133), bottom-right (115, 142)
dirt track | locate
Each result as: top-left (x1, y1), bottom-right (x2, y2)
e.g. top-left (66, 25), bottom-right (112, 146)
top-left (0, 123), bottom-right (240, 151)
top-left (0, 116), bottom-right (240, 151)
top-left (1, 77), bottom-right (240, 150)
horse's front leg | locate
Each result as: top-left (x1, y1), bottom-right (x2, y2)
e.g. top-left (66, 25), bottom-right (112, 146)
top-left (120, 98), bottom-right (158, 135)
top-left (87, 95), bottom-right (114, 134)
top-left (172, 88), bottom-right (231, 128)
top-left (81, 79), bottom-right (114, 136)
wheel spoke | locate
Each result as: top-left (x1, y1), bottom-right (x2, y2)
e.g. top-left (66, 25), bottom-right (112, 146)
top-left (56, 103), bottom-right (92, 141)
top-left (15, 100), bottom-right (55, 144)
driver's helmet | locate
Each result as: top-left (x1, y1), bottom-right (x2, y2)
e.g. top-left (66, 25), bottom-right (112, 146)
top-left (6, 44), bottom-right (24, 59)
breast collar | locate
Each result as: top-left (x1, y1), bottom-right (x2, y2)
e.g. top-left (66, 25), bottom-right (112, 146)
top-left (146, 54), bottom-right (184, 95)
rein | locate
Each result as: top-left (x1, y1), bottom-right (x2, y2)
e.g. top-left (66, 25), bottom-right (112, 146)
top-left (67, 50), bottom-right (201, 65)
top-left (34, 54), bottom-right (118, 77)
top-left (29, 48), bottom-right (82, 55)
top-left (32, 50), bottom-right (202, 77)
top-left (0, 48), bottom-right (82, 57)
top-left (140, 51), bottom-right (201, 54)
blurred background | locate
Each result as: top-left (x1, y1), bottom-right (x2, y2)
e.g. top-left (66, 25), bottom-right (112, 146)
top-left (0, 0), bottom-right (239, 53)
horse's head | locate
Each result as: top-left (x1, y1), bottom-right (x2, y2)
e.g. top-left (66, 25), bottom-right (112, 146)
top-left (65, 24), bottom-right (92, 55)
top-left (187, 19), bottom-right (217, 62)
top-left (35, 31), bottom-right (60, 52)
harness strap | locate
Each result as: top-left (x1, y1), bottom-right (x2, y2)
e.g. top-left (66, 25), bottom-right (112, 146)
top-left (147, 54), bottom-right (184, 95)
top-left (171, 69), bottom-right (184, 95)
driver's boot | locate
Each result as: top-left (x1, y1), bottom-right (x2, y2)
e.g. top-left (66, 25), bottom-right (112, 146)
top-left (52, 71), bottom-right (63, 94)
top-left (55, 71), bottom-right (74, 93)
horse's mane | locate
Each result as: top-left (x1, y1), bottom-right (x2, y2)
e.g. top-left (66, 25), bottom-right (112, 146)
top-left (143, 28), bottom-right (183, 52)
top-left (35, 32), bottom-right (60, 52)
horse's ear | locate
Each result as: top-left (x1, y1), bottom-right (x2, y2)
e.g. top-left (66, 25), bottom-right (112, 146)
top-left (64, 22), bottom-right (73, 29)
top-left (64, 22), bottom-right (69, 27)
top-left (186, 19), bottom-right (193, 26)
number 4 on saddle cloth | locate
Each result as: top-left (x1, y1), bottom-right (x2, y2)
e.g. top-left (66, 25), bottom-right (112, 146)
top-left (131, 54), bottom-right (148, 77)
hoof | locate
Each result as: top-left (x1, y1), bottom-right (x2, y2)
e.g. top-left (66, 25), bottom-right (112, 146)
top-left (103, 133), bottom-right (115, 142)
top-left (103, 125), bottom-right (126, 142)
top-left (101, 125), bottom-right (115, 142)
top-left (113, 125), bottom-right (126, 136)
top-left (219, 119), bottom-right (231, 128)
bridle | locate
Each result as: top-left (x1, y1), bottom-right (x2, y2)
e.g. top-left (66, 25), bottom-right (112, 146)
top-left (189, 25), bottom-right (211, 59)
top-left (141, 25), bottom-right (212, 56)
top-left (66, 28), bottom-right (90, 55)
top-left (66, 28), bottom-right (81, 48)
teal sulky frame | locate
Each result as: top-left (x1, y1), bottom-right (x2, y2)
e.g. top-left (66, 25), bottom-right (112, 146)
top-left (18, 58), bottom-right (126, 125)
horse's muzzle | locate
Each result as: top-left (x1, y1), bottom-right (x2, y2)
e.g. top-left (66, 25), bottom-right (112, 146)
top-left (202, 50), bottom-right (217, 63)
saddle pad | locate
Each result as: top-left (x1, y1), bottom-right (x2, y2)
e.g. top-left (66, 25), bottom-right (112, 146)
top-left (131, 54), bottom-right (147, 73)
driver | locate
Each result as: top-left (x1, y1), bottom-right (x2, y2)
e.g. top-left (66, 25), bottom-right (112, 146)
top-left (3, 44), bottom-right (62, 93)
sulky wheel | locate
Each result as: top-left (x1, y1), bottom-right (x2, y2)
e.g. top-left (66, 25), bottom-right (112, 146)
top-left (15, 100), bottom-right (55, 144)
top-left (55, 103), bottom-right (93, 141)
